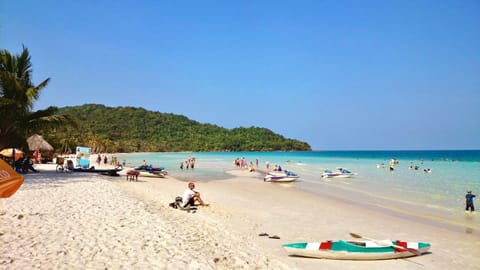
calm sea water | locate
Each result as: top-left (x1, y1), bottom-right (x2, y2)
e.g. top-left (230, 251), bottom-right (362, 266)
top-left (114, 150), bottom-right (480, 234)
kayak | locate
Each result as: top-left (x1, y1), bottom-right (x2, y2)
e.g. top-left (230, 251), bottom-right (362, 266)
top-left (283, 240), bottom-right (431, 260)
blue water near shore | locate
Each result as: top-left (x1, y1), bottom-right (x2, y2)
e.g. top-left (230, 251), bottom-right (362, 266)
top-left (116, 150), bottom-right (480, 234)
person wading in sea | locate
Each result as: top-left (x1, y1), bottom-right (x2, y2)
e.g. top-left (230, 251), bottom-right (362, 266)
top-left (465, 190), bottom-right (476, 212)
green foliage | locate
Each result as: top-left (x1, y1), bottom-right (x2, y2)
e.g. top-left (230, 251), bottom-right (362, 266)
top-left (0, 47), bottom-right (75, 150)
top-left (46, 104), bottom-right (311, 153)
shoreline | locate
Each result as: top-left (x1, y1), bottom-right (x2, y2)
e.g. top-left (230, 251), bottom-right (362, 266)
top-left (1, 164), bottom-right (479, 269)
top-left (295, 180), bottom-right (480, 238)
top-left (173, 164), bottom-right (480, 238)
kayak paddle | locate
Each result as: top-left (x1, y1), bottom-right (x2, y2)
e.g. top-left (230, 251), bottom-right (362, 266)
top-left (350, 233), bottom-right (420, 256)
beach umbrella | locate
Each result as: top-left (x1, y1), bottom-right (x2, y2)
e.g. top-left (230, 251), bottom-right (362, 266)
top-left (27, 134), bottom-right (54, 151)
top-left (0, 148), bottom-right (24, 161)
top-left (0, 159), bottom-right (24, 198)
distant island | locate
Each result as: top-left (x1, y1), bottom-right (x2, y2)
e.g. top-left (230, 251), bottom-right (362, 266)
top-left (44, 104), bottom-right (311, 153)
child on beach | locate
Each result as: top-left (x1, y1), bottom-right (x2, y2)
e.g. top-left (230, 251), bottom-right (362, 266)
top-left (465, 190), bottom-right (476, 212)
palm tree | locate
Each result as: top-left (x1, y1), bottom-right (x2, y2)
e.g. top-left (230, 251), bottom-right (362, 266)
top-left (0, 46), bottom-right (75, 150)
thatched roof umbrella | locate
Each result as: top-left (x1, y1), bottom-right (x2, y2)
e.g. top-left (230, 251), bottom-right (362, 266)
top-left (27, 134), bottom-right (54, 151)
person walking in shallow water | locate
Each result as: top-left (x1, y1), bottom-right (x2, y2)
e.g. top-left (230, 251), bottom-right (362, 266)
top-left (465, 190), bottom-right (476, 212)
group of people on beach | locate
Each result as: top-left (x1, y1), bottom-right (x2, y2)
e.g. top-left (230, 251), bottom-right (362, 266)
top-left (265, 161), bottom-right (284, 173)
top-left (233, 157), bottom-right (258, 172)
top-left (95, 154), bottom-right (122, 167)
top-left (32, 150), bottom-right (42, 164)
top-left (179, 157), bottom-right (196, 170)
top-left (13, 156), bottom-right (38, 173)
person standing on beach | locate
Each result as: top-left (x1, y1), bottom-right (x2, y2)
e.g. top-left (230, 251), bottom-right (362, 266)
top-left (190, 157), bottom-right (195, 169)
top-left (182, 182), bottom-right (208, 208)
top-left (465, 190), bottom-right (476, 212)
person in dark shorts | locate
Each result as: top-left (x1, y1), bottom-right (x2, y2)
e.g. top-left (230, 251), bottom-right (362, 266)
top-left (465, 190), bottom-right (476, 212)
top-left (182, 182), bottom-right (208, 208)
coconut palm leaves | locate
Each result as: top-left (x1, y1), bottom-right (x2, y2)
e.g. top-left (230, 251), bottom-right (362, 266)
top-left (0, 46), bottom-right (75, 149)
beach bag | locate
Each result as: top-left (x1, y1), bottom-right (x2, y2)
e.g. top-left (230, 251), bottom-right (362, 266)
top-left (169, 196), bottom-right (183, 209)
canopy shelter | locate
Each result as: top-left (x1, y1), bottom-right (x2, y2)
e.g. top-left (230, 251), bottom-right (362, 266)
top-left (0, 159), bottom-right (24, 198)
top-left (27, 134), bottom-right (54, 151)
top-left (0, 148), bottom-right (24, 161)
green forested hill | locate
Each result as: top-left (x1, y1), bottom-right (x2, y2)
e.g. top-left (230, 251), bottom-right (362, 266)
top-left (43, 104), bottom-right (311, 153)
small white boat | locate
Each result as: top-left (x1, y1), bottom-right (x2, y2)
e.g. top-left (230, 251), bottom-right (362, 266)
top-left (264, 170), bottom-right (299, 182)
top-left (321, 167), bottom-right (355, 178)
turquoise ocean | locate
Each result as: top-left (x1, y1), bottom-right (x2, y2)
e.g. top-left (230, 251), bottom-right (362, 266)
top-left (115, 150), bottom-right (480, 235)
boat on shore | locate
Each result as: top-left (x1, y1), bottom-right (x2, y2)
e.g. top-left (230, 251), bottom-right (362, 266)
top-left (133, 165), bottom-right (168, 178)
top-left (264, 170), bottom-right (299, 182)
top-left (321, 167), bottom-right (355, 178)
top-left (72, 166), bottom-right (123, 176)
top-left (137, 170), bottom-right (166, 178)
top-left (283, 239), bottom-right (430, 260)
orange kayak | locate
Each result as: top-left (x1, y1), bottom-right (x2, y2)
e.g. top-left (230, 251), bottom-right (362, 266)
top-left (0, 159), bottom-right (24, 198)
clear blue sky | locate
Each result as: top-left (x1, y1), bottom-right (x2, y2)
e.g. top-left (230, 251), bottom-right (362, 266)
top-left (2, 1), bottom-right (479, 150)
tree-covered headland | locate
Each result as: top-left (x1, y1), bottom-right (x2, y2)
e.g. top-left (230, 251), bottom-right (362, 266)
top-left (48, 104), bottom-right (311, 153)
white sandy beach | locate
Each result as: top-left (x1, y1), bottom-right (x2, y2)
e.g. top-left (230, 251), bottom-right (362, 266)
top-left (1, 164), bottom-right (479, 269)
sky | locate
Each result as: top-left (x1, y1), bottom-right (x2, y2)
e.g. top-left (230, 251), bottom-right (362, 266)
top-left (1, 0), bottom-right (479, 150)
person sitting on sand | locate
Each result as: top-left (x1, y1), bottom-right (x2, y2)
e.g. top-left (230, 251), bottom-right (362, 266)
top-left (23, 156), bottom-right (38, 173)
top-left (182, 182), bottom-right (208, 208)
top-left (248, 161), bottom-right (255, 172)
top-left (14, 158), bottom-right (23, 173)
top-left (66, 159), bottom-right (74, 170)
